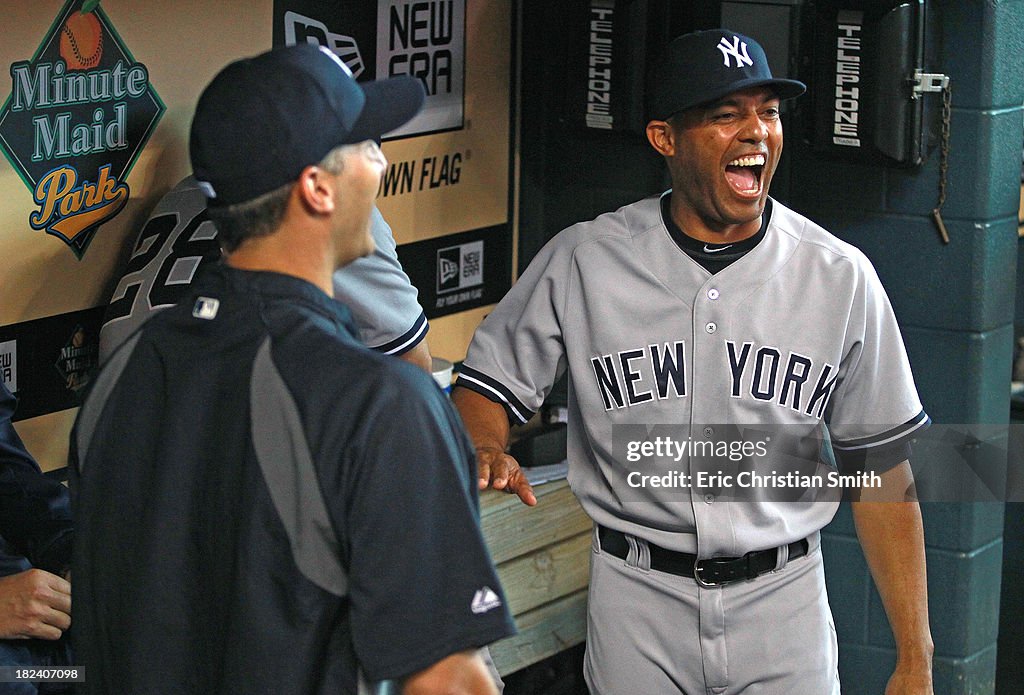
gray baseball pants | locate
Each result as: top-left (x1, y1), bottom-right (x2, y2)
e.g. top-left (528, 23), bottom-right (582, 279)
top-left (583, 530), bottom-right (840, 695)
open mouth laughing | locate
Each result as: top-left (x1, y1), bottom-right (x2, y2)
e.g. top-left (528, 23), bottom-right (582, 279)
top-left (724, 153), bottom-right (765, 197)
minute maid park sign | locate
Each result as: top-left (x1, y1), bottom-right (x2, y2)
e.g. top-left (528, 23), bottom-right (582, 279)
top-left (0, 0), bottom-right (164, 259)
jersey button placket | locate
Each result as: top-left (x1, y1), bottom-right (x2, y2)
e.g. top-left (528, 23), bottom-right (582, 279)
top-left (691, 288), bottom-right (723, 549)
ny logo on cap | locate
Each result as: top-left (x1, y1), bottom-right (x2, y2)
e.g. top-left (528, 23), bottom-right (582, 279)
top-left (717, 36), bottom-right (753, 68)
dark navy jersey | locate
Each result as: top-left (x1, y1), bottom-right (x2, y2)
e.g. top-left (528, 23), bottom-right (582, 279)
top-left (72, 265), bottom-right (513, 694)
top-left (0, 381), bottom-right (72, 578)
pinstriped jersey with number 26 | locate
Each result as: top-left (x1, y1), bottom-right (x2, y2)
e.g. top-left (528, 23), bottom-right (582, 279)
top-left (99, 177), bottom-right (428, 363)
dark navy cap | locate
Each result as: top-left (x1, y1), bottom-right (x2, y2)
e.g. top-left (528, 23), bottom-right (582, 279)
top-left (190, 44), bottom-right (425, 207)
top-left (647, 29), bottom-right (806, 121)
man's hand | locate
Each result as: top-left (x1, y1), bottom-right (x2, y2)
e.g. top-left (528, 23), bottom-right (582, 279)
top-left (0, 568), bottom-right (71, 640)
top-left (402, 649), bottom-right (500, 695)
top-left (477, 446), bottom-right (536, 506)
top-left (452, 386), bottom-right (537, 507)
top-left (885, 661), bottom-right (934, 694)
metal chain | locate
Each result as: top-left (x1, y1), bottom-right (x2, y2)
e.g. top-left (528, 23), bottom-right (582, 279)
top-left (937, 80), bottom-right (952, 210)
top-left (932, 80), bottom-right (952, 244)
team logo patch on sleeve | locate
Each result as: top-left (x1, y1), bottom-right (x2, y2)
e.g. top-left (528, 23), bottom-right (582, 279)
top-left (192, 297), bottom-right (220, 320)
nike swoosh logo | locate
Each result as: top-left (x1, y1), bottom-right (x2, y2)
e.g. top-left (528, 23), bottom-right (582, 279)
top-left (703, 244), bottom-right (733, 254)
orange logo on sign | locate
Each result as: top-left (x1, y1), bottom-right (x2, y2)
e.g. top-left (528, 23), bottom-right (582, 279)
top-left (29, 164), bottom-right (128, 244)
top-left (60, 11), bottom-right (104, 70)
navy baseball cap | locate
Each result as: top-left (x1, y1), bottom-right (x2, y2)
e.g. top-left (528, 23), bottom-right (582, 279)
top-left (190, 44), bottom-right (425, 207)
top-left (647, 29), bottom-right (805, 121)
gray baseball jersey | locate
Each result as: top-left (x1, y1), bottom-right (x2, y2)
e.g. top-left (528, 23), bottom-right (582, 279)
top-left (99, 176), bottom-right (427, 363)
top-left (459, 193), bottom-right (928, 557)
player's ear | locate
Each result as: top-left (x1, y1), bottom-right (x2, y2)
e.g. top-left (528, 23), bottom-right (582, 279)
top-left (646, 120), bottom-right (676, 157)
top-left (295, 165), bottom-right (337, 215)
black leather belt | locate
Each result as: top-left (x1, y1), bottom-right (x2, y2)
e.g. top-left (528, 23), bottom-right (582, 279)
top-left (598, 526), bottom-right (809, 587)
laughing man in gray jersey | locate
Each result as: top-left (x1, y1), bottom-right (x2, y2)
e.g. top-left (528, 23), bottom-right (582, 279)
top-left (454, 29), bottom-right (933, 695)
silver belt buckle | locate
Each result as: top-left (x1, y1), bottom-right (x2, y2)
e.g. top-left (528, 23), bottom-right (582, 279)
top-left (693, 558), bottom-right (720, 588)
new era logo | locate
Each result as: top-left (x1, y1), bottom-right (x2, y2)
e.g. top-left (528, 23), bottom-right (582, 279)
top-left (0, 340), bottom-right (16, 393)
top-left (439, 257), bottom-right (460, 286)
top-left (717, 36), bottom-right (753, 68)
top-left (284, 11), bottom-right (364, 77)
top-left (471, 587), bottom-right (501, 614)
top-left (437, 241), bottom-right (484, 294)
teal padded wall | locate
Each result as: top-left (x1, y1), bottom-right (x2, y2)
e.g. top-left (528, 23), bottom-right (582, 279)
top-left (781, 2), bottom-right (1024, 693)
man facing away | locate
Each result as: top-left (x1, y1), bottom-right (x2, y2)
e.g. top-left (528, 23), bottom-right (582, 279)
top-left (71, 44), bottom-right (514, 695)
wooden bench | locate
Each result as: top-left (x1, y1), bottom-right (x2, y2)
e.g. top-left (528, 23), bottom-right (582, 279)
top-left (480, 479), bottom-right (592, 676)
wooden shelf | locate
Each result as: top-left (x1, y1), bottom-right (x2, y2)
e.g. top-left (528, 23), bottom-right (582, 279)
top-left (480, 479), bottom-right (592, 676)
top-left (489, 590), bottom-right (588, 677)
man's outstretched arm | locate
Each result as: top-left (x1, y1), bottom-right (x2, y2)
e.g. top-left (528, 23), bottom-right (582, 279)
top-left (852, 461), bottom-right (934, 695)
top-left (451, 387), bottom-right (535, 506)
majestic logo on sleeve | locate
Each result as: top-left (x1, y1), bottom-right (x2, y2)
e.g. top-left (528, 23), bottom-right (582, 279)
top-left (0, 0), bottom-right (164, 259)
top-left (591, 339), bottom-right (838, 417)
top-left (470, 586), bottom-right (502, 614)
